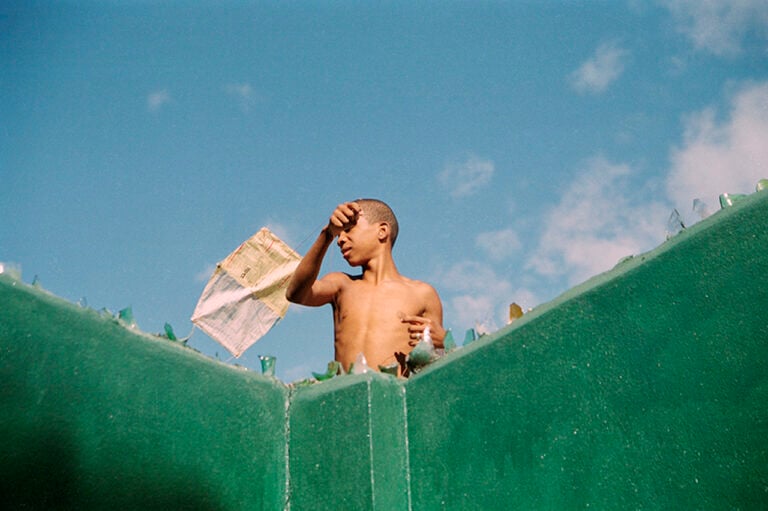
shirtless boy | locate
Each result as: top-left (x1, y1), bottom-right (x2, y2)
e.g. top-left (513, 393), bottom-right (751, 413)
top-left (286, 199), bottom-right (445, 376)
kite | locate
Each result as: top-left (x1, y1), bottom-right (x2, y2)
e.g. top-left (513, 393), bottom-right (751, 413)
top-left (191, 227), bottom-right (301, 358)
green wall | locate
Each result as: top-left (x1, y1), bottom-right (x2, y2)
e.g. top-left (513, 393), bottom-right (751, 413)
top-left (1, 189), bottom-right (766, 510)
top-left (0, 280), bottom-right (289, 510)
top-left (406, 189), bottom-right (768, 509)
top-left (288, 375), bottom-right (409, 510)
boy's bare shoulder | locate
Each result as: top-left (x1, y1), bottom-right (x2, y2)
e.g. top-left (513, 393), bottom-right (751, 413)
top-left (320, 271), bottom-right (365, 289)
top-left (321, 271), bottom-right (355, 284)
top-left (401, 274), bottom-right (433, 287)
top-left (400, 276), bottom-right (439, 295)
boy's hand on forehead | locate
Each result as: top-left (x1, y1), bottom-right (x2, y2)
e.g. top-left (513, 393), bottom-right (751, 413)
top-left (328, 202), bottom-right (362, 237)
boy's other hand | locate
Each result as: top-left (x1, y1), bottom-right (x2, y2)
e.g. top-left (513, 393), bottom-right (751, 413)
top-left (400, 314), bottom-right (445, 347)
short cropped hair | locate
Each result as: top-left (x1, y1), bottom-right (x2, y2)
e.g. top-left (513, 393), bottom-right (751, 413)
top-left (357, 198), bottom-right (399, 247)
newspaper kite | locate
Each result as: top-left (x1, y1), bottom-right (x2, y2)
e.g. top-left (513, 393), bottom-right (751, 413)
top-left (191, 227), bottom-right (301, 358)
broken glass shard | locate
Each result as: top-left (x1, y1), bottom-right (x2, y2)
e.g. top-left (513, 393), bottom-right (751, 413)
top-left (312, 361), bottom-right (341, 381)
top-left (118, 307), bottom-right (137, 328)
top-left (508, 303), bottom-right (524, 324)
top-left (259, 355), bottom-right (276, 376)
top-left (163, 323), bottom-right (178, 341)
top-left (0, 262), bottom-right (22, 280)
top-left (665, 209), bottom-right (686, 239)
top-left (719, 193), bottom-right (747, 208)
top-left (408, 326), bottom-right (436, 367)
top-left (378, 363), bottom-right (399, 376)
top-left (443, 329), bottom-right (456, 353)
top-left (692, 199), bottom-right (711, 220)
top-left (351, 353), bottom-right (373, 374)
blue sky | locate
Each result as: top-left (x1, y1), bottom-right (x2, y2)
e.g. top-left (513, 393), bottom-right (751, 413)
top-left (2, 1), bottom-right (767, 381)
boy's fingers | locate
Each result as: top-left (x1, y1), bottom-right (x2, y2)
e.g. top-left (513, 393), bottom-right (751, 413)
top-left (346, 203), bottom-right (361, 222)
top-left (332, 202), bottom-right (361, 227)
top-left (328, 215), bottom-right (344, 234)
top-left (401, 315), bottom-right (431, 326)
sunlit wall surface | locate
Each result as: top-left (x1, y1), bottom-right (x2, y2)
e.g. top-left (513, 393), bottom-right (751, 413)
top-left (1, 190), bottom-right (766, 510)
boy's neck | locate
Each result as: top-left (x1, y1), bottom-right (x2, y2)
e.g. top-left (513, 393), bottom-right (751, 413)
top-left (360, 251), bottom-right (399, 284)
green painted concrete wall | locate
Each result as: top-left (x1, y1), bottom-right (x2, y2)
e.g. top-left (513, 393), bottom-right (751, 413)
top-left (0, 280), bottom-right (289, 510)
top-left (288, 375), bottom-right (409, 510)
top-left (406, 189), bottom-right (768, 510)
top-left (2, 189), bottom-right (766, 510)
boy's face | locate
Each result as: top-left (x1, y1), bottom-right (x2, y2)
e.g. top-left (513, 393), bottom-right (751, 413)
top-left (337, 215), bottom-right (383, 266)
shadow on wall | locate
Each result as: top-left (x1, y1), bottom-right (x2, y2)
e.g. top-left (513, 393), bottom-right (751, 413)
top-left (0, 375), bottom-right (224, 511)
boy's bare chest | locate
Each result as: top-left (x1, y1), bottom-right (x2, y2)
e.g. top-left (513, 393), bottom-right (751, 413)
top-left (336, 281), bottom-right (424, 319)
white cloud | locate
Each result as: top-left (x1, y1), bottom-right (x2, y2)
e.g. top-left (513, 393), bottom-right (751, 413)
top-left (225, 83), bottom-right (257, 111)
top-left (570, 42), bottom-right (629, 94)
top-left (666, 81), bottom-right (768, 209)
top-left (438, 154), bottom-right (495, 198)
top-left (527, 156), bottom-right (668, 286)
top-left (438, 261), bottom-right (512, 296)
top-left (435, 260), bottom-right (514, 328)
top-left (439, 265), bottom-right (539, 332)
top-left (662, 0), bottom-right (768, 56)
top-left (476, 228), bottom-right (522, 261)
top-left (451, 294), bottom-right (498, 331)
top-left (522, 81), bottom-right (768, 297)
top-left (147, 90), bottom-right (171, 111)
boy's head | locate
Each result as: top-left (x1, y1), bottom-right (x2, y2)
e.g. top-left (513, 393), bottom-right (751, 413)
top-left (356, 198), bottom-right (399, 247)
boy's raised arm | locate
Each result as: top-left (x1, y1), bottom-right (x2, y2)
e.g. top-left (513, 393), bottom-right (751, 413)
top-left (286, 202), bottom-right (361, 306)
top-left (285, 226), bottom-right (336, 306)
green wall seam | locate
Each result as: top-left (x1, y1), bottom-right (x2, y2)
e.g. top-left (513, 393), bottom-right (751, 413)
top-left (366, 379), bottom-right (378, 510)
top-left (283, 388), bottom-right (292, 511)
top-left (402, 383), bottom-right (414, 511)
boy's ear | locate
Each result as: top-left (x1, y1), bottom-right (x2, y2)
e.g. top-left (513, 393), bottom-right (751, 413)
top-left (377, 222), bottom-right (390, 243)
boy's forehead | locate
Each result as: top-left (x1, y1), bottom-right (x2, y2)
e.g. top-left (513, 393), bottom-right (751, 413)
top-left (355, 214), bottom-right (384, 230)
